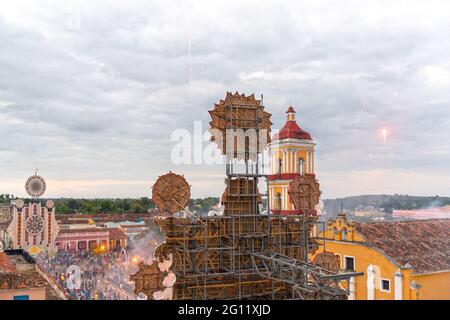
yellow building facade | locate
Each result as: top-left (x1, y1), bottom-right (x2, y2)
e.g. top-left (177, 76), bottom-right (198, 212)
top-left (268, 106), bottom-right (316, 214)
top-left (313, 214), bottom-right (450, 300)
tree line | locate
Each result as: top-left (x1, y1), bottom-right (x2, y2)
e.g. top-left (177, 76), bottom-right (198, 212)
top-left (0, 194), bottom-right (220, 214)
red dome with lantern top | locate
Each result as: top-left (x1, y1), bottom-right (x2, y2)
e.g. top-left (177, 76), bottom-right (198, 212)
top-left (272, 106), bottom-right (312, 141)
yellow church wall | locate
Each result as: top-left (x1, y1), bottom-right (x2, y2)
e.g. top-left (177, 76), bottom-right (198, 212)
top-left (314, 240), bottom-right (400, 300)
top-left (316, 222), bottom-right (450, 300)
top-left (322, 224), bottom-right (366, 242)
top-left (271, 150), bottom-right (309, 164)
top-left (269, 184), bottom-right (295, 210)
top-left (271, 147), bottom-right (314, 175)
top-left (413, 272), bottom-right (450, 300)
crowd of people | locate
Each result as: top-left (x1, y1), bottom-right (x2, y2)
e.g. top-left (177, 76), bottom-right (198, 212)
top-left (35, 249), bottom-right (136, 300)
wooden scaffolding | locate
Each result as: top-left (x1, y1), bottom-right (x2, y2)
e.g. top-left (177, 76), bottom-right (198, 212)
top-left (134, 92), bottom-right (361, 300)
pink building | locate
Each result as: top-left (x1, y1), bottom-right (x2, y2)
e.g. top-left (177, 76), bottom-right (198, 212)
top-left (55, 228), bottom-right (110, 252)
top-left (54, 227), bottom-right (128, 252)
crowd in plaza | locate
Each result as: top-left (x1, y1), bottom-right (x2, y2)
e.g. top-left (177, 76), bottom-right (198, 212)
top-left (35, 249), bottom-right (135, 300)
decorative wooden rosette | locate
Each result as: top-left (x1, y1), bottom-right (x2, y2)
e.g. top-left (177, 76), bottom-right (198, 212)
top-left (312, 252), bottom-right (340, 273)
top-left (209, 91), bottom-right (272, 160)
top-left (287, 175), bottom-right (321, 214)
top-left (152, 172), bottom-right (191, 214)
top-left (130, 261), bottom-right (166, 299)
top-left (25, 174), bottom-right (46, 198)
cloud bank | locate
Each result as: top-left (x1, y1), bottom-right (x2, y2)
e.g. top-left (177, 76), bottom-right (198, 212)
top-left (1, 0), bottom-right (449, 198)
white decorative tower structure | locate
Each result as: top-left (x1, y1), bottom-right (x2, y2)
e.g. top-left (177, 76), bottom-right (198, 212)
top-left (7, 172), bottom-right (59, 254)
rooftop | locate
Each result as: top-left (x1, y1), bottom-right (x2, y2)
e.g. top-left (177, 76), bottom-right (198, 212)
top-left (121, 224), bottom-right (148, 229)
top-left (355, 219), bottom-right (450, 274)
top-left (0, 250), bottom-right (61, 299)
top-left (272, 106), bottom-right (312, 141)
top-left (57, 228), bottom-right (109, 234)
top-left (108, 228), bottom-right (129, 240)
top-left (0, 252), bottom-right (17, 273)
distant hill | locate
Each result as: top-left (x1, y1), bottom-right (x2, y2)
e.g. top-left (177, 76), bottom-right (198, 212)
top-left (323, 194), bottom-right (450, 217)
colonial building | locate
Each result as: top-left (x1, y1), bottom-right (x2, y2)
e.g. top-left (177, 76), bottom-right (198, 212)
top-left (49, 214), bottom-right (147, 252)
top-left (268, 106), bottom-right (317, 214)
top-left (54, 226), bottom-right (128, 252)
top-left (313, 214), bottom-right (450, 300)
top-left (108, 228), bottom-right (129, 249)
top-left (55, 228), bottom-right (110, 252)
top-left (105, 221), bottom-right (149, 240)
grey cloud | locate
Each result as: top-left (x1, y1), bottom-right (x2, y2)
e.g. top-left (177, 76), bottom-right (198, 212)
top-left (0, 0), bottom-right (449, 198)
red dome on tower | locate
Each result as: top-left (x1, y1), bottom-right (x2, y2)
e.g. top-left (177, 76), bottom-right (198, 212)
top-left (272, 106), bottom-right (312, 141)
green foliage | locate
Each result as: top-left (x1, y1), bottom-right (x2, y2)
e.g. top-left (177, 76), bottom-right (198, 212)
top-left (52, 197), bottom-right (156, 214)
top-left (0, 194), bottom-right (15, 204)
top-left (50, 197), bottom-right (220, 214)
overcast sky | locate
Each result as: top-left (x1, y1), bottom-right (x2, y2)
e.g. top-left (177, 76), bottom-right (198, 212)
top-left (1, 0), bottom-right (450, 199)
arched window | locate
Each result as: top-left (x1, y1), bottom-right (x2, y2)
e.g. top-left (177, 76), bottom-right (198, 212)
top-left (276, 192), bottom-right (282, 210)
top-left (299, 158), bottom-right (305, 175)
top-left (278, 158), bottom-right (283, 174)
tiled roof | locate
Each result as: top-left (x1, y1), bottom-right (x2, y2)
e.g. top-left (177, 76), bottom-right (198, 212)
top-left (0, 250), bottom-right (62, 299)
top-left (0, 273), bottom-right (49, 290)
top-left (108, 228), bottom-right (128, 239)
top-left (0, 252), bottom-right (17, 273)
top-left (56, 219), bottom-right (93, 225)
top-left (355, 219), bottom-right (450, 274)
top-left (272, 106), bottom-right (312, 141)
top-left (57, 228), bottom-right (109, 234)
top-left (121, 225), bottom-right (147, 229)
top-left (56, 213), bottom-right (155, 222)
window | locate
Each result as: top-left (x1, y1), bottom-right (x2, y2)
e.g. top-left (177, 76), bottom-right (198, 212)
top-left (345, 256), bottom-right (355, 271)
top-left (276, 193), bottom-right (282, 210)
top-left (278, 158), bottom-right (283, 174)
top-left (299, 158), bottom-right (305, 175)
top-left (381, 279), bottom-right (390, 292)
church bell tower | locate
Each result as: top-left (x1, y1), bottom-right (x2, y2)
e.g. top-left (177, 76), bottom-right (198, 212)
top-left (268, 106), bottom-right (316, 214)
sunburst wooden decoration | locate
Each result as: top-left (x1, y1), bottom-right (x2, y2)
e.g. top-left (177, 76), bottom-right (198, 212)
top-left (312, 252), bottom-right (340, 273)
top-left (209, 91), bottom-right (272, 160)
top-left (152, 172), bottom-right (191, 214)
top-left (130, 261), bottom-right (166, 299)
top-left (287, 175), bottom-right (320, 213)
